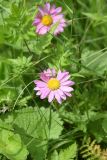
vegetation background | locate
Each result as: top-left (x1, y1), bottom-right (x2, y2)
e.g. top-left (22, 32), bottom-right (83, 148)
top-left (0, 0), bottom-right (107, 159)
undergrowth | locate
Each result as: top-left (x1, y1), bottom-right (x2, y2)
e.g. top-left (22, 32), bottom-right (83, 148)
top-left (0, 0), bottom-right (107, 159)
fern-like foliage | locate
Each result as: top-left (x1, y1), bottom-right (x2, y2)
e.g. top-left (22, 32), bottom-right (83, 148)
top-left (50, 142), bottom-right (77, 160)
top-left (80, 138), bottom-right (107, 160)
top-left (100, 148), bottom-right (107, 160)
top-left (58, 142), bottom-right (77, 160)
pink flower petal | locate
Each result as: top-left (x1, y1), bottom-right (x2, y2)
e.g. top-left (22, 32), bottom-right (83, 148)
top-left (50, 7), bottom-right (62, 15)
top-left (36, 91), bottom-right (41, 95)
top-left (60, 75), bottom-right (71, 83)
top-left (61, 80), bottom-right (75, 86)
top-left (57, 89), bottom-right (64, 96)
top-left (33, 19), bottom-right (41, 25)
top-left (40, 88), bottom-right (50, 99)
top-left (57, 71), bottom-right (69, 81)
top-left (54, 27), bottom-right (64, 35)
top-left (65, 92), bottom-right (72, 97)
top-left (52, 14), bottom-right (64, 23)
top-left (45, 3), bottom-right (50, 12)
top-left (55, 91), bottom-right (62, 104)
top-left (61, 94), bottom-right (66, 100)
top-left (60, 86), bottom-right (74, 92)
top-left (38, 7), bottom-right (45, 16)
top-left (35, 81), bottom-right (47, 87)
top-left (40, 73), bottom-right (50, 82)
top-left (34, 87), bottom-right (40, 91)
top-left (54, 7), bottom-right (62, 14)
top-left (36, 23), bottom-right (44, 32)
top-left (38, 26), bottom-right (50, 35)
top-left (48, 91), bottom-right (55, 102)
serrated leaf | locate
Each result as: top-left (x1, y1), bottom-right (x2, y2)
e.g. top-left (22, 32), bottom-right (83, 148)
top-left (13, 107), bottom-right (63, 140)
top-left (59, 143), bottom-right (77, 160)
top-left (50, 150), bottom-right (59, 160)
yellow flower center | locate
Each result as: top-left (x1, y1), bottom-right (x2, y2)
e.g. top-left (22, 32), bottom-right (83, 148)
top-left (41, 15), bottom-right (53, 26)
top-left (47, 78), bottom-right (60, 90)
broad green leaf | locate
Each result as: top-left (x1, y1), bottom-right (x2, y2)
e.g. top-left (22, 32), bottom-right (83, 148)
top-left (10, 107), bottom-right (63, 160)
top-left (13, 107), bottom-right (63, 139)
top-left (0, 120), bottom-right (28, 160)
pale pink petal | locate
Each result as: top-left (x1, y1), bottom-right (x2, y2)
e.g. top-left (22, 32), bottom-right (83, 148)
top-left (34, 87), bottom-right (40, 91)
top-left (36, 23), bottom-right (44, 32)
top-left (50, 5), bottom-right (56, 14)
top-left (40, 73), bottom-right (50, 82)
top-left (57, 71), bottom-right (69, 80)
top-left (36, 91), bottom-right (41, 95)
top-left (40, 88), bottom-right (50, 99)
top-left (55, 91), bottom-right (62, 104)
top-left (34, 80), bottom-right (37, 84)
top-left (65, 92), bottom-right (72, 97)
top-left (61, 80), bottom-right (75, 86)
top-left (36, 81), bottom-right (47, 87)
top-left (44, 68), bottom-right (56, 77)
top-left (48, 91), bottom-right (55, 102)
top-left (38, 26), bottom-right (50, 35)
top-left (55, 7), bottom-right (62, 14)
top-left (60, 75), bottom-right (71, 83)
top-left (50, 7), bottom-right (62, 15)
top-left (45, 3), bottom-right (50, 12)
top-left (54, 27), bottom-right (64, 35)
top-left (60, 86), bottom-right (74, 92)
top-left (33, 19), bottom-right (41, 25)
top-left (57, 89), bottom-right (67, 100)
top-left (61, 94), bottom-right (66, 100)
top-left (51, 68), bottom-right (56, 77)
top-left (38, 7), bottom-right (45, 16)
top-left (52, 14), bottom-right (64, 23)
top-left (57, 89), bottom-right (64, 96)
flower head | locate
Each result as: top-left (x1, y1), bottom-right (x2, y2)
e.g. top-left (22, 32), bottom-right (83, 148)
top-left (33, 3), bottom-right (66, 35)
top-left (34, 69), bottom-right (75, 104)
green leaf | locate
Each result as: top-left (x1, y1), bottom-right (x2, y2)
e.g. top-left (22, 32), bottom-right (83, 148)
top-left (10, 107), bottom-right (63, 160)
top-left (34, 34), bottom-right (53, 55)
top-left (20, 135), bottom-right (47, 160)
top-left (102, 118), bottom-right (107, 133)
top-left (50, 150), bottom-right (59, 160)
top-left (81, 49), bottom-right (107, 75)
top-left (13, 107), bottom-right (63, 139)
top-left (58, 143), bottom-right (77, 160)
top-left (0, 120), bottom-right (28, 160)
top-left (88, 118), bottom-right (106, 142)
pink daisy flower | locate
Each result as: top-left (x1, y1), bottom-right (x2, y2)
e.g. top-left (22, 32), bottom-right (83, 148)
top-left (33, 3), bottom-right (67, 35)
top-left (34, 69), bottom-right (75, 104)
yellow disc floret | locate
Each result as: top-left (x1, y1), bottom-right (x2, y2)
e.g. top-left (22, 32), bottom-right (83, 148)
top-left (42, 15), bottom-right (53, 26)
top-left (47, 78), bottom-right (60, 90)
